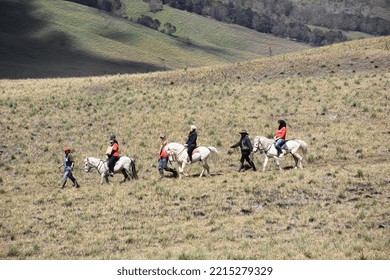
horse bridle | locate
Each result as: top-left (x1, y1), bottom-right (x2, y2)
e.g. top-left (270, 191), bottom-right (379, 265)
top-left (167, 146), bottom-right (186, 163)
top-left (254, 138), bottom-right (271, 154)
top-left (85, 157), bottom-right (105, 174)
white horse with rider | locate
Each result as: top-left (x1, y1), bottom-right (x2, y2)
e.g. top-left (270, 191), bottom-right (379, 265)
top-left (165, 142), bottom-right (218, 178)
top-left (252, 136), bottom-right (308, 171)
top-left (84, 156), bottom-right (138, 184)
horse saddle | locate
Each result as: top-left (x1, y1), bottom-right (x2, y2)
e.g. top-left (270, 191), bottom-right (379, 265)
top-left (192, 148), bottom-right (200, 154)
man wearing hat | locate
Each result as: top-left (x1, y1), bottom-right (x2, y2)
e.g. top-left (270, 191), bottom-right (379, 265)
top-left (185, 125), bottom-right (197, 164)
top-left (157, 134), bottom-right (178, 178)
top-left (58, 147), bottom-right (79, 188)
top-left (230, 130), bottom-right (256, 172)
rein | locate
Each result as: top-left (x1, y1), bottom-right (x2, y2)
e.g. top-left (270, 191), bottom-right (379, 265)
top-left (87, 157), bottom-right (105, 174)
top-left (255, 139), bottom-right (272, 154)
top-left (168, 146), bottom-right (187, 164)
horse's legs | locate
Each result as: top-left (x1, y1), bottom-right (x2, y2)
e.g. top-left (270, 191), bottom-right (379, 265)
top-left (295, 153), bottom-right (303, 169)
top-left (274, 157), bottom-right (281, 171)
top-left (205, 161), bottom-right (210, 176)
top-left (121, 169), bottom-right (128, 182)
top-left (291, 153), bottom-right (298, 169)
top-left (178, 162), bottom-right (185, 179)
top-left (199, 159), bottom-right (210, 177)
top-left (263, 156), bottom-right (269, 172)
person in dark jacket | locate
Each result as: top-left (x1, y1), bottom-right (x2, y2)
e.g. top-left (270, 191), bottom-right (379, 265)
top-left (230, 130), bottom-right (256, 172)
top-left (185, 125), bottom-right (197, 163)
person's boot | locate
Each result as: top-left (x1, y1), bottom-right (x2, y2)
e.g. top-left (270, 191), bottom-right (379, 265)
top-left (171, 169), bottom-right (178, 178)
top-left (159, 170), bottom-right (164, 179)
top-left (250, 162), bottom-right (257, 171)
top-left (60, 179), bottom-right (66, 189)
top-left (238, 163), bottom-right (244, 172)
top-left (73, 180), bottom-right (80, 188)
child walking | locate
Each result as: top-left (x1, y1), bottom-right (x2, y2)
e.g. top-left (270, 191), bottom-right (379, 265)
top-left (59, 147), bottom-right (79, 188)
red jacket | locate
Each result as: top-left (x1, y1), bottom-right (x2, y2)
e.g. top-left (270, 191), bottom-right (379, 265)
top-left (159, 141), bottom-right (168, 159)
top-left (111, 143), bottom-right (120, 157)
top-left (275, 127), bottom-right (287, 140)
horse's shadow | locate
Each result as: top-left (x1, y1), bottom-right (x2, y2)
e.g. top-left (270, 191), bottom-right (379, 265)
top-left (188, 172), bottom-right (225, 177)
top-left (282, 165), bottom-right (295, 170)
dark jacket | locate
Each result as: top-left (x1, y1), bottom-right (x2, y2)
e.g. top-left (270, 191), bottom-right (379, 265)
top-left (186, 131), bottom-right (197, 147)
top-left (231, 135), bottom-right (253, 153)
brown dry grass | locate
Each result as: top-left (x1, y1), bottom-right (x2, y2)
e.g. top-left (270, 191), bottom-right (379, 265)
top-left (0, 37), bottom-right (389, 260)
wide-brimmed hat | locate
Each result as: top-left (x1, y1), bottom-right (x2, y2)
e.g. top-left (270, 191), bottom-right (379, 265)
top-left (109, 135), bottom-right (116, 141)
top-left (239, 130), bottom-right (248, 135)
top-left (160, 134), bottom-right (166, 139)
top-left (190, 125), bottom-right (197, 131)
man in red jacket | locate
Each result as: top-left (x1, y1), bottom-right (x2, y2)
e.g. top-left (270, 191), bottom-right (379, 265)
top-left (275, 120), bottom-right (287, 157)
top-left (157, 134), bottom-right (177, 178)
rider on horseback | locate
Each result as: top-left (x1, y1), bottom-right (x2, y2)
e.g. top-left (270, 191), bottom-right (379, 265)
top-left (185, 125), bottom-right (197, 164)
top-left (275, 120), bottom-right (287, 157)
top-left (106, 135), bottom-right (120, 176)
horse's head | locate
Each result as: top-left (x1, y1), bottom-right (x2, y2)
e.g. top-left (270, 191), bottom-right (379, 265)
top-left (84, 157), bottom-right (92, 173)
top-left (253, 136), bottom-right (262, 153)
top-left (166, 148), bottom-right (176, 162)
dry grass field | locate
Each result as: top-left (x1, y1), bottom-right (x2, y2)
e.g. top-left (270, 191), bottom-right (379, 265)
top-left (0, 37), bottom-right (389, 260)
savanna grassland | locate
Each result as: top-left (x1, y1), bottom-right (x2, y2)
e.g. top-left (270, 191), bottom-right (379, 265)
top-left (0, 37), bottom-right (389, 260)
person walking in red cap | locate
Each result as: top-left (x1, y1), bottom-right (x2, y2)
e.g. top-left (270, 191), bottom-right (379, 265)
top-left (58, 147), bottom-right (79, 188)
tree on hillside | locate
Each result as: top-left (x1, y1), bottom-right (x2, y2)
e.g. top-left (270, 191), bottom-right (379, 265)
top-left (148, 0), bottom-right (164, 13)
top-left (161, 22), bottom-right (177, 35)
top-left (137, 15), bottom-right (161, 30)
top-left (66, 0), bottom-right (98, 7)
top-left (252, 12), bottom-right (272, 33)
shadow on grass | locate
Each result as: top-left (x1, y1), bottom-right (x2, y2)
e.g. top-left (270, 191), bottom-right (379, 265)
top-left (0, 0), bottom-right (164, 79)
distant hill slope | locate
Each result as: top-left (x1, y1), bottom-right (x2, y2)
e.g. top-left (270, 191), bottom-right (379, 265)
top-left (162, 0), bottom-right (389, 45)
top-left (0, 0), bottom-right (310, 79)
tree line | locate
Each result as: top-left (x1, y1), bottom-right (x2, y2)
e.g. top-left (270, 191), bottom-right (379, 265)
top-left (160, 0), bottom-right (389, 45)
top-left (66, 0), bottom-right (389, 46)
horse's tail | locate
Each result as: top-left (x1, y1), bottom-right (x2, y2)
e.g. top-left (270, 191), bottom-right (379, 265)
top-left (130, 158), bottom-right (138, 179)
top-left (296, 140), bottom-right (308, 155)
top-left (208, 146), bottom-right (218, 154)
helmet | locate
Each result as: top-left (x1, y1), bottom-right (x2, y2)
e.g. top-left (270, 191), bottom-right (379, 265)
top-left (64, 147), bottom-right (71, 152)
top-left (190, 125), bottom-right (197, 131)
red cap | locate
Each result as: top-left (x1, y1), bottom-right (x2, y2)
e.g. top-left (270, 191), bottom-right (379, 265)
top-left (64, 147), bottom-right (71, 152)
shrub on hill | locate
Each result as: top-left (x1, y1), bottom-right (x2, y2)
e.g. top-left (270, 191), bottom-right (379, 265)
top-left (66, 0), bottom-right (121, 12)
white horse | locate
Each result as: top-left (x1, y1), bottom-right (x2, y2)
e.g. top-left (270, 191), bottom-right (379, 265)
top-left (84, 156), bottom-right (138, 184)
top-left (252, 136), bottom-right (308, 171)
top-left (166, 142), bottom-right (218, 178)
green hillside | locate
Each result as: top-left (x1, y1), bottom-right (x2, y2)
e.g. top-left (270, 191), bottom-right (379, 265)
top-left (0, 0), bottom-right (310, 79)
